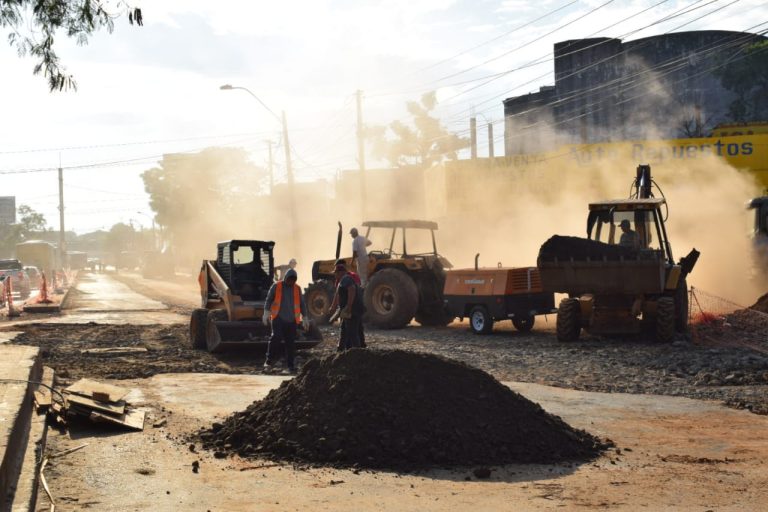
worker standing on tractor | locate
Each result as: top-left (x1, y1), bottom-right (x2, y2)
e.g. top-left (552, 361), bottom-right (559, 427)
top-left (333, 263), bottom-right (365, 351)
top-left (262, 268), bottom-right (309, 374)
top-left (350, 227), bottom-right (372, 286)
top-left (619, 219), bottom-right (640, 248)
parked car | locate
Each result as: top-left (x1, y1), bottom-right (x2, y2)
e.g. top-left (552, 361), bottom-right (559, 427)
top-left (0, 259), bottom-right (31, 299)
top-left (24, 265), bottom-right (42, 289)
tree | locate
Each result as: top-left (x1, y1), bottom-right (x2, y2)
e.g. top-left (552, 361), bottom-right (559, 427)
top-left (0, 204), bottom-right (48, 257)
top-left (1, 0), bottom-right (142, 91)
top-left (368, 91), bottom-right (469, 168)
top-left (716, 41), bottom-right (768, 123)
top-left (17, 204), bottom-right (48, 234)
top-left (141, 147), bottom-right (269, 264)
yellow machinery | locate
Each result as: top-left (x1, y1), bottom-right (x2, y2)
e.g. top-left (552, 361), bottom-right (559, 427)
top-left (190, 240), bottom-right (321, 353)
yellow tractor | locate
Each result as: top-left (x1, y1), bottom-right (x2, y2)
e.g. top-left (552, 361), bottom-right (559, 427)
top-left (190, 240), bottom-right (322, 352)
top-left (305, 220), bottom-right (453, 329)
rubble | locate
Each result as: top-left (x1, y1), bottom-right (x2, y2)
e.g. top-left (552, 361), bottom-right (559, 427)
top-left (63, 378), bottom-right (145, 430)
top-left (199, 349), bottom-right (609, 470)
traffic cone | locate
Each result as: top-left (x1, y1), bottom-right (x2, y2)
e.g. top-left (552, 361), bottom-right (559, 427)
top-left (38, 272), bottom-right (52, 304)
top-left (6, 277), bottom-right (19, 317)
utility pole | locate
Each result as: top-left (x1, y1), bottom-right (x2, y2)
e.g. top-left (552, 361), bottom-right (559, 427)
top-left (470, 117), bottom-right (477, 160)
top-left (265, 139), bottom-right (274, 192)
top-left (488, 122), bottom-right (495, 158)
top-left (57, 163), bottom-right (66, 269)
top-left (282, 111), bottom-right (299, 255)
top-left (356, 90), bottom-right (367, 219)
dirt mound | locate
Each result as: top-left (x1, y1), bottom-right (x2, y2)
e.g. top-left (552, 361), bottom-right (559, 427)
top-left (750, 292), bottom-right (768, 314)
top-left (199, 350), bottom-right (609, 470)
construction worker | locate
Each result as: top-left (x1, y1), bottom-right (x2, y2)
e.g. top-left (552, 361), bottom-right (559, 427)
top-left (328, 259), bottom-right (366, 348)
top-left (350, 227), bottom-right (372, 287)
top-left (619, 219), bottom-right (640, 248)
top-left (275, 258), bottom-right (297, 280)
top-left (262, 268), bottom-right (309, 374)
top-left (333, 263), bottom-right (365, 351)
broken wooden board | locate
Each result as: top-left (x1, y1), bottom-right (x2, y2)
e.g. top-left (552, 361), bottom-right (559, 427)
top-left (65, 378), bottom-right (129, 403)
top-left (88, 409), bottom-right (145, 431)
top-left (81, 347), bottom-right (148, 356)
top-left (65, 393), bottom-right (126, 416)
top-left (33, 366), bottom-right (55, 411)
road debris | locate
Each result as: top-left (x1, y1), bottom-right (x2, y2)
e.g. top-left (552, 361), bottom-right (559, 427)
top-left (63, 378), bottom-right (145, 430)
top-left (199, 349), bottom-right (609, 470)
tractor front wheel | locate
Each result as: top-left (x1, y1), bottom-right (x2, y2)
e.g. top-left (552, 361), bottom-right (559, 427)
top-left (656, 297), bottom-right (675, 343)
top-left (512, 315), bottom-right (535, 332)
top-left (305, 280), bottom-right (335, 325)
top-left (556, 298), bottom-right (581, 342)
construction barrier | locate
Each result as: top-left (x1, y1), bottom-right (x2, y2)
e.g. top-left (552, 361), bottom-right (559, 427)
top-left (689, 286), bottom-right (768, 354)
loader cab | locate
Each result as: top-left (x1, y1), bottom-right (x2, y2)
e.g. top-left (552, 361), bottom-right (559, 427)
top-left (749, 197), bottom-right (768, 238)
top-left (216, 240), bottom-right (275, 301)
top-left (586, 198), bottom-right (673, 264)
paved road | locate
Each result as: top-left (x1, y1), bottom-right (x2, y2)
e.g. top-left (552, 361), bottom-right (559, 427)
top-left (21, 273), bottom-right (768, 510)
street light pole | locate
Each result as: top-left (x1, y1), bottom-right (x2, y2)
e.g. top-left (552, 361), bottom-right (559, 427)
top-left (219, 84), bottom-right (299, 256)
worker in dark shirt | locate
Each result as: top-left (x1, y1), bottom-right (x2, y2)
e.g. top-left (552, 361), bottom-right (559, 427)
top-left (333, 263), bottom-right (365, 351)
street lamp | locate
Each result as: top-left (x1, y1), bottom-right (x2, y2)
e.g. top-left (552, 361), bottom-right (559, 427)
top-left (220, 83), bottom-right (298, 258)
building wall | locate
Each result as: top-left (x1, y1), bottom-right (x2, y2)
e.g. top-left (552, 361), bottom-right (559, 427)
top-left (504, 31), bottom-right (768, 154)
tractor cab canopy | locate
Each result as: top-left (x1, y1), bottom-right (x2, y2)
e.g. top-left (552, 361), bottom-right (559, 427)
top-left (586, 198), bottom-right (673, 263)
top-left (361, 219), bottom-right (439, 257)
top-left (216, 240), bottom-right (275, 300)
top-left (748, 197), bottom-right (768, 236)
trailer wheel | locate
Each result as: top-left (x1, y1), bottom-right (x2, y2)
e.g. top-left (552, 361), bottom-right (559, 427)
top-left (206, 309), bottom-right (228, 353)
top-left (656, 297), bottom-right (675, 343)
top-left (415, 307), bottom-right (454, 327)
top-left (364, 268), bottom-right (418, 329)
top-left (305, 280), bottom-right (335, 325)
top-left (512, 315), bottom-right (535, 332)
top-left (469, 306), bottom-right (493, 335)
top-left (674, 278), bottom-right (689, 333)
top-left (189, 308), bottom-right (208, 349)
top-left (556, 298), bottom-right (581, 342)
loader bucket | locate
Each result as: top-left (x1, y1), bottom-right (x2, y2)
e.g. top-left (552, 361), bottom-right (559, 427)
top-left (206, 319), bottom-right (323, 353)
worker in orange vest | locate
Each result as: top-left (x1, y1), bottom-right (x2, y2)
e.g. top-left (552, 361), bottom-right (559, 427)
top-left (262, 268), bottom-right (308, 374)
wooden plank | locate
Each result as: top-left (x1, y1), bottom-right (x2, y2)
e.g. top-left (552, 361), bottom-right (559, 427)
top-left (88, 409), bottom-right (145, 431)
top-left (65, 393), bottom-right (126, 415)
top-left (81, 347), bottom-right (148, 356)
top-left (33, 366), bottom-right (55, 410)
top-left (65, 378), bottom-right (129, 403)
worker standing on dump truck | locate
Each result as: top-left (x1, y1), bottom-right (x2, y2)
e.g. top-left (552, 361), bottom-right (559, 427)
top-left (262, 268), bottom-right (309, 374)
top-left (333, 263), bottom-right (365, 351)
top-left (350, 227), bottom-right (372, 286)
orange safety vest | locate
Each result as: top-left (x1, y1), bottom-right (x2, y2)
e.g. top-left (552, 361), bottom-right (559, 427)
top-left (271, 281), bottom-right (302, 324)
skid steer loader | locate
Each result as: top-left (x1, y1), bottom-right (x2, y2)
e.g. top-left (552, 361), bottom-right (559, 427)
top-left (190, 240), bottom-right (322, 353)
top-left (537, 165), bottom-right (700, 343)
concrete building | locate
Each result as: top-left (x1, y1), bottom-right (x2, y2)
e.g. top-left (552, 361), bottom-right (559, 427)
top-left (503, 30), bottom-right (768, 155)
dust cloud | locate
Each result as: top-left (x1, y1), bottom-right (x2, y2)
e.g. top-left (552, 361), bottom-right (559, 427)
top-left (152, 132), bottom-right (763, 307)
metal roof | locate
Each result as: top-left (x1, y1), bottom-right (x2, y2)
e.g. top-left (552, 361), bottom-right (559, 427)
top-left (589, 198), bottom-right (666, 210)
top-left (362, 220), bottom-right (439, 230)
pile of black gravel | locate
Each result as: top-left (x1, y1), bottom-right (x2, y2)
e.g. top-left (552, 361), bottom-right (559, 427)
top-left (538, 235), bottom-right (639, 262)
top-left (198, 349), bottom-right (609, 470)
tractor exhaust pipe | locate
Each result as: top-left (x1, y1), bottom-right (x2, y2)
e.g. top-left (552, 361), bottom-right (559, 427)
top-left (475, 253), bottom-right (480, 270)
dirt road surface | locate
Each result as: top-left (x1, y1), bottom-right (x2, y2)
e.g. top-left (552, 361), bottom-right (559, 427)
top-left (1, 271), bottom-right (766, 510)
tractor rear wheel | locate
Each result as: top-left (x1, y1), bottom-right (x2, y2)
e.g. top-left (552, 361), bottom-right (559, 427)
top-left (364, 268), bottom-right (418, 329)
top-left (206, 309), bottom-right (228, 353)
top-left (656, 297), bottom-right (675, 343)
top-left (469, 305), bottom-right (493, 334)
top-left (305, 280), bottom-right (335, 325)
top-left (674, 278), bottom-right (689, 333)
top-left (189, 308), bottom-right (208, 349)
top-left (512, 315), bottom-right (535, 332)
top-left (556, 298), bottom-right (581, 342)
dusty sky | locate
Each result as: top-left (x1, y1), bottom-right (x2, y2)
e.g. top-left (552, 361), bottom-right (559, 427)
top-left (0, 0), bottom-right (764, 233)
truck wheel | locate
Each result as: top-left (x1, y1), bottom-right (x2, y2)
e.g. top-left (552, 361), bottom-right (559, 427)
top-left (512, 315), bottom-right (535, 332)
top-left (656, 297), bottom-right (675, 343)
top-left (674, 278), bottom-right (689, 333)
top-left (556, 298), bottom-right (581, 342)
top-left (206, 309), bottom-right (228, 353)
top-left (305, 280), bottom-right (335, 325)
top-left (364, 268), bottom-right (418, 329)
top-left (415, 307), bottom-right (454, 327)
top-left (189, 308), bottom-right (208, 349)
top-left (469, 306), bottom-right (493, 334)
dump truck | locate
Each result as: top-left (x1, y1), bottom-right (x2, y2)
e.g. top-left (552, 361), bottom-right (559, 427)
top-left (305, 220), bottom-right (453, 329)
top-left (443, 255), bottom-right (556, 334)
top-left (537, 165), bottom-right (700, 342)
top-left (190, 240), bottom-right (322, 353)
